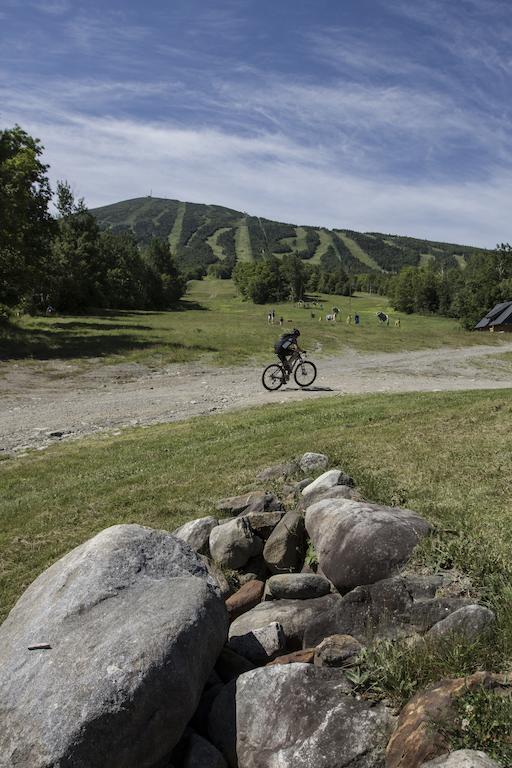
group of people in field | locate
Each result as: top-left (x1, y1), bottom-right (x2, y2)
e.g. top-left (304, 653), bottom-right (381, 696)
top-left (272, 310), bottom-right (401, 373)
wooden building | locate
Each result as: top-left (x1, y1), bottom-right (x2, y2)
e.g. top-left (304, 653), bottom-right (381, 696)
top-left (474, 301), bottom-right (512, 331)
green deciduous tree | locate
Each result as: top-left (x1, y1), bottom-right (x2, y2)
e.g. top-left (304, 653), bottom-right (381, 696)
top-left (0, 125), bottom-right (54, 307)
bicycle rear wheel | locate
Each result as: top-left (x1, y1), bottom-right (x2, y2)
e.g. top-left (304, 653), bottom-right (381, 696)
top-left (262, 363), bottom-right (285, 391)
top-left (294, 361), bottom-right (317, 387)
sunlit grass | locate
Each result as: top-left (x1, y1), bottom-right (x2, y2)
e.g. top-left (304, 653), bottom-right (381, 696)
top-left (1, 278), bottom-right (502, 367)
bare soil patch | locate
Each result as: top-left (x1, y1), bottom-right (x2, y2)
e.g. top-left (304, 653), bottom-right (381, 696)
top-left (2, 342), bottom-right (512, 455)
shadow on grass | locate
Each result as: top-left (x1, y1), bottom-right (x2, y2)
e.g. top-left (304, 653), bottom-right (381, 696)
top-left (0, 325), bottom-right (218, 361)
top-left (49, 322), bottom-right (154, 332)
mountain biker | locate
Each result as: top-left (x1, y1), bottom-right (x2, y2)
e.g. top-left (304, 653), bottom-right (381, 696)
top-left (274, 328), bottom-right (303, 378)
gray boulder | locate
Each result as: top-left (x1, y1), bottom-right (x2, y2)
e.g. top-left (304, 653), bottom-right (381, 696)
top-left (264, 573), bottom-right (331, 600)
top-left (263, 510), bottom-right (305, 574)
top-left (305, 498), bottom-right (431, 591)
top-left (299, 483), bottom-right (360, 508)
top-left (180, 730), bottom-right (227, 768)
top-left (298, 452), bottom-right (329, 473)
top-left (210, 518), bottom-right (263, 569)
top-left (208, 681), bottom-right (238, 768)
top-left (174, 516), bottom-right (218, 556)
top-left (235, 664), bottom-right (394, 767)
top-left (228, 622), bottom-right (286, 664)
top-left (420, 750), bottom-right (503, 767)
top-left (229, 594), bottom-right (343, 649)
top-left (256, 462), bottom-right (299, 482)
top-left (241, 510), bottom-right (286, 539)
top-left (200, 555), bottom-right (234, 598)
top-left (427, 605), bottom-right (496, 641)
top-left (301, 469), bottom-right (354, 501)
top-left (215, 647), bottom-right (256, 683)
top-left (302, 574), bottom-right (471, 648)
top-left (314, 634), bottom-right (363, 667)
top-left (216, 491), bottom-right (281, 516)
top-left (0, 524), bottom-right (228, 768)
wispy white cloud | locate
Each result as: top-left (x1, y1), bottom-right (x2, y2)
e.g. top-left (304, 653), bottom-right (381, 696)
top-left (30, 0), bottom-right (71, 15)
top-left (2, 0), bottom-right (511, 248)
top-left (2, 83), bottom-right (510, 247)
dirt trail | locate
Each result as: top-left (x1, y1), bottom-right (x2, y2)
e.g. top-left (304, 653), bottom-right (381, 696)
top-left (1, 342), bottom-right (512, 455)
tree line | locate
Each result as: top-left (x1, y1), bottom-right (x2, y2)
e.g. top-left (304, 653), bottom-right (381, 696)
top-left (233, 253), bottom-right (353, 303)
top-left (385, 247), bottom-right (512, 328)
top-left (0, 126), bottom-right (185, 319)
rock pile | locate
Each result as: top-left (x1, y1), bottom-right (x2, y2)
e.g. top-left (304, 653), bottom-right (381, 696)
top-left (0, 453), bottom-right (503, 768)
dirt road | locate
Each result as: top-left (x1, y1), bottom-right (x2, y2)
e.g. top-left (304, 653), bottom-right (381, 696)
top-left (2, 342), bottom-right (512, 455)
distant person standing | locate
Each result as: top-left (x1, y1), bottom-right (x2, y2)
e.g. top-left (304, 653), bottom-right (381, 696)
top-left (354, 314), bottom-right (360, 325)
top-left (271, 309), bottom-right (275, 324)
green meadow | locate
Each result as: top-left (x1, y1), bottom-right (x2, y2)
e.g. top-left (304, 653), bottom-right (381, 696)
top-left (1, 278), bottom-right (501, 366)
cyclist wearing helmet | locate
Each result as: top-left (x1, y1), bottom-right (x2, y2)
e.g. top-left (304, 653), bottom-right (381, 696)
top-left (274, 328), bottom-right (303, 378)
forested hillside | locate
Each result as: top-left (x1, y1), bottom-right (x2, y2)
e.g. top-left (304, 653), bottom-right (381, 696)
top-left (92, 197), bottom-right (486, 279)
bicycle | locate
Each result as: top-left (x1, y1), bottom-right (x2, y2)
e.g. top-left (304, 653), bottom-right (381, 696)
top-left (261, 350), bottom-right (317, 391)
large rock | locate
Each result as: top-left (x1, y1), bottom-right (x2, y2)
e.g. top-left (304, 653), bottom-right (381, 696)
top-left (314, 634), bottom-right (363, 667)
top-left (208, 681), bottom-right (238, 767)
top-left (427, 605), bottom-right (495, 641)
top-left (299, 483), bottom-right (361, 509)
top-left (174, 729), bottom-right (228, 768)
top-left (264, 573), bottom-right (331, 600)
top-left (420, 751), bottom-right (503, 767)
top-left (229, 594), bottom-right (343, 650)
top-left (301, 468), bottom-right (354, 501)
top-left (386, 672), bottom-right (512, 768)
top-left (256, 461), bottom-right (299, 482)
top-left (210, 518), bottom-right (263, 569)
top-left (235, 664), bottom-right (394, 767)
top-left (262, 510), bottom-right (305, 574)
top-left (200, 555), bottom-right (233, 598)
top-left (240, 510), bottom-right (286, 539)
top-left (174, 516), bottom-right (219, 556)
top-left (215, 647), bottom-right (256, 683)
top-left (305, 498), bottom-right (431, 591)
top-left (0, 524), bottom-right (228, 768)
top-left (298, 451), bottom-right (329, 473)
top-left (302, 574), bottom-right (471, 647)
top-left (216, 491), bottom-right (281, 516)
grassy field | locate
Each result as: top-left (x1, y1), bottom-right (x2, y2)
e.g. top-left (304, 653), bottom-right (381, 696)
top-left (1, 278), bottom-right (501, 366)
top-left (1, 387), bottom-right (511, 620)
top-left (1, 387), bottom-right (512, 756)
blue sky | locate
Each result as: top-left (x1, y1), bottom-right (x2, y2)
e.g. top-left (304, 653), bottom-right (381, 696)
top-left (1, 0), bottom-right (511, 246)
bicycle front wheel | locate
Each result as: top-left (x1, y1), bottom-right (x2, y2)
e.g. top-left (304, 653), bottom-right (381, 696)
top-left (294, 361), bottom-right (317, 387)
top-left (262, 363), bottom-right (285, 391)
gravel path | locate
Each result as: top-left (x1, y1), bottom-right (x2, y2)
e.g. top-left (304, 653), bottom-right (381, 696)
top-left (2, 342), bottom-right (512, 455)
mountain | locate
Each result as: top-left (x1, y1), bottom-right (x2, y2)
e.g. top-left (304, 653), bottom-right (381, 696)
top-left (91, 197), bottom-right (487, 277)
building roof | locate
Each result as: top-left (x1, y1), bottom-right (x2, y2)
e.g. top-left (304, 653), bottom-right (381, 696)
top-left (475, 301), bottom-right (512, 329)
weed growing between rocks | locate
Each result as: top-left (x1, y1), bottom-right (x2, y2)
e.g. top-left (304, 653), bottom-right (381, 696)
top-left (347, 631), bottom-right (508, 709)
top-left (438, 687), bottom-right (512, 764)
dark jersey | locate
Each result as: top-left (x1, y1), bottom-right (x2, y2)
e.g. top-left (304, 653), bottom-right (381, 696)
top-left (274, 333), bottom-right (297, 353)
